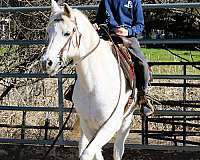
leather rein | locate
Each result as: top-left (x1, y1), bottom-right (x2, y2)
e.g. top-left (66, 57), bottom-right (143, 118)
top-left (57, 17), bottom-right (101, 70)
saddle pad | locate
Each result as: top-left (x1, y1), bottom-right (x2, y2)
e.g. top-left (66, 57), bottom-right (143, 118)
top-left (112, 44), bottom-right (135, 89)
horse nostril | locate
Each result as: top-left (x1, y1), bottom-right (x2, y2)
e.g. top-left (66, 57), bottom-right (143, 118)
top-left (41, 58), bottom-right (48, 70)
top-left (48, 60), bottom-right (53, 66)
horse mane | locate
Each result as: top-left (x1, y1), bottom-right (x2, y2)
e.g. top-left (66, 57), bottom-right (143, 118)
top-left (73, 9), bottom-right (97, 34)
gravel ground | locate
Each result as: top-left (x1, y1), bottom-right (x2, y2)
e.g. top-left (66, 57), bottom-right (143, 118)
top-left (0, 144), bottom-right (200, 160)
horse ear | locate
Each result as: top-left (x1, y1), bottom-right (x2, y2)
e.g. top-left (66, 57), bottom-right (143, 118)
top-left (63, 3), bottom-right (72, 17)
top-left (51, 0), bottom-right (61, 13)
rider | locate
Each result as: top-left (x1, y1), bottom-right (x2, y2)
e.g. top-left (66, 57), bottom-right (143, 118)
top-left (93, 0), bottom-right (154, 116)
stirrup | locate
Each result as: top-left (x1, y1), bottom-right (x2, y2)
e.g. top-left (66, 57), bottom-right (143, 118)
top-left (137, 95), bottom-right (154, 116)
top-left (140, 99), bottom-right (154, 116)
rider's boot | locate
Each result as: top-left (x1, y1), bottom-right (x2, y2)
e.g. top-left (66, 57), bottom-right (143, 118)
top-left (137, 91), bottom-right (154, 116)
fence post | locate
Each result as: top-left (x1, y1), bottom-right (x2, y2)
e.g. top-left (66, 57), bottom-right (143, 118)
top-left (172, 116), bottom-right (177, 146)
top-left (58, 71), bottom-right (64, 144)
top-left (21, 111), bottom-right (26, 139)
top-left (44, 114), bottom-right (49, 140)
top-left (141, 115), bottom-right (145, 144)
top-left (145, 116), bottom-right (149, 144)
top-left (141, 113), bottom-right (148, 144)
top-left (183, 63), bottom-right (187, 146)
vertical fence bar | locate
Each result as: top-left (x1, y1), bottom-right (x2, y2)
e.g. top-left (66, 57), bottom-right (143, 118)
top-left (183, 64), bottom-right (187, 146)
top-left (58, 71), bottom-right (64, 144)
top-left (21, 111), bottom-right (26, 139)
top-left (44, 116), bottom-right (49, 140)
top-left (172, 116), bottom-right (177, 146)
top-left (141, 115), bottom-right (145, 144)
top-left (145, 116), bottom-right (148, 144)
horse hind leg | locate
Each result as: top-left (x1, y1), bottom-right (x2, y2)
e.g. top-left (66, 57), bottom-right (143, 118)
top-left (113, 113), bottom-right (133, 160)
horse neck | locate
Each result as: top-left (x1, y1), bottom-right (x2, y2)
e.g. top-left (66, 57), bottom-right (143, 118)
top-left (74, 28), bottom-right (100, 90)
top-left (73, 12), bottom-right (117, 92)
top-left (75, 37), bottom-right (115, 93)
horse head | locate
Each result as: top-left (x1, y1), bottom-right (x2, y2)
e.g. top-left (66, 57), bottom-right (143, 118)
top-left (41, 0), bottom-right (84, 75)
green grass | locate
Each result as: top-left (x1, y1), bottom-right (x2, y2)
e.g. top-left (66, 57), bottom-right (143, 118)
top-left (142, 48), bottom-right (200, 62)
top-left (0, 46), bottom-right (20, 71)
top-left (141, 48), bottom-right (200, 75)
top-left (0, 46), bottom-right (7, 56)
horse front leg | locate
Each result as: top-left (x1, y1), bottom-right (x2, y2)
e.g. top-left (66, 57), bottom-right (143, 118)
top-left (79, 129), bottom-right (88, 157)
top-left (79, 120), bottom-right (104, 160)
top-left (113, 113), bottom-right (133, 160)
top-left (80, 113), bottom-right (123, 160)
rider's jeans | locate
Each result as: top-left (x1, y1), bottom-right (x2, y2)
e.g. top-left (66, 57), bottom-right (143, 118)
top-left (123, 37), bottom-right (149, 95)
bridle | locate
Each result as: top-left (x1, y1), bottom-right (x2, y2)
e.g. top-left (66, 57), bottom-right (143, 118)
top-left (58, 17), bottom-right (81, 65)
top-left (54, 17), bottom-right (101, 70)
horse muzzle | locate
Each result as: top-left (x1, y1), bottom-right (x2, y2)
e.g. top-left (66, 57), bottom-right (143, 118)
top-left (41, 57), bottom-right (53, 71)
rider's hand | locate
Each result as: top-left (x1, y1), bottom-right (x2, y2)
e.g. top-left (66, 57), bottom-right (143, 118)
top-left (93, 23), bottom-right (100, 30)
top-left (114, 27), bottom-right (128, 37)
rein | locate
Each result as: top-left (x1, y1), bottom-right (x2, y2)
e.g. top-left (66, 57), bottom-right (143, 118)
top-left (79, 25), bottom-right (124, 158)
top-left (57, 17), bottom-right (101, 70)
top-left (72, 38), bottom-right (100, 66)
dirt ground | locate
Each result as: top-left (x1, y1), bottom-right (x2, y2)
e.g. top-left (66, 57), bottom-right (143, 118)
top-left (0, 144), bottom-right (200, 160)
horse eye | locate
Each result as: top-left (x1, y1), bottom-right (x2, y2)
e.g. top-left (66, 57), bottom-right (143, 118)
top-left (64, 32), bottom-right (70, 36)
top-left (54, 18), bottom-right (63, 22)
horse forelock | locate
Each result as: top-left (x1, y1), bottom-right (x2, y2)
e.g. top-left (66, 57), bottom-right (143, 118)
top-left (48, 8), bottom-right (94, 32)
top-left (48, 12), bottom-right (64, 28)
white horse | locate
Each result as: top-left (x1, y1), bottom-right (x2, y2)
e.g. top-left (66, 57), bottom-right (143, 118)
top-left (41, 1), bottom-right (136, 160)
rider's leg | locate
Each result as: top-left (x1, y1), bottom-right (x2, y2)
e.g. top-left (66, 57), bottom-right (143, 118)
top-left (128, 37), bottom-right (154, 116)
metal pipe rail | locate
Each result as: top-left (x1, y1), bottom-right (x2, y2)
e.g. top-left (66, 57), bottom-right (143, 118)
top-left (0, 72), bottom-right (200, 80)
top-left (151, 82), bottom-right (200, 87)
top-left (1, 39), bottom-right (200, 45)
top-left (0, 3), bottom-right (200, 13)
top-left (0, 72), bottom-right (76, 78)
top-left (149, 62), bottom-right (200, 65)
top-left (0, 105), bottom-right (75, 112)
top-left (153, 75), bottom-right (200, 80)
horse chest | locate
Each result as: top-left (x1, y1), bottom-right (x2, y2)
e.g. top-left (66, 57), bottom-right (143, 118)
top-left (73, 90), bottom-right (112, 125)
top-left (75, 95), bottom-right (109, 120)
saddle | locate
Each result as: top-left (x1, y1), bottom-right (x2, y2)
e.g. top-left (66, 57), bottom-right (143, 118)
top-left (110, 36), bottom-right (135, 89)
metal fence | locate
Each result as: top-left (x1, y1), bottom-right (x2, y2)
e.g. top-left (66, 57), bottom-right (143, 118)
top-left (0, 3), bottom-right (200, 150)
top-left (0, 62), bottom-right (200, 147)
top-left (0, 3), bottom-right (200, 45)
top-left (143, 62), bottom-right (200, 146)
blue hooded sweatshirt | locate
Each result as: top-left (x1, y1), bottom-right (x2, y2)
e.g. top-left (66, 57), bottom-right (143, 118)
top-left (96, 0), bottom-right (144, 37)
